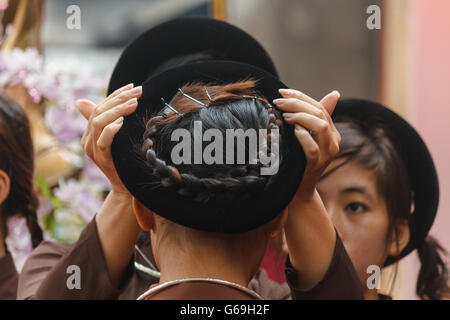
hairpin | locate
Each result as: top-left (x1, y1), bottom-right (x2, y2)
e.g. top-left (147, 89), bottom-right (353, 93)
top-left (158, 91), bottom-right (273, 119)
top-left (159, 97), bottom-right (183, 118)
top-left (241, 95), bottom-right (273, 109)
top-left (178, 88), bottom-right (207, 107)
top-left (204, 86), bottom-right (213, 102)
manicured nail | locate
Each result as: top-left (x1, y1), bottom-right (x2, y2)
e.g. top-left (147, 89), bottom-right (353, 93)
top-left (115, 116), bottom-right (124, 124)
top-left (123, 83), bottom-right (134, 90)
top-left (279, 88), bottom-right (295, 95)
top-left (273, 99), bottom-right (285, 106)
top-left (130, 86), bottom-right (142, 95)
top-left (127, 98), bottom-right (137, 106)
top-left (332, 90), bottom-right (340, 98)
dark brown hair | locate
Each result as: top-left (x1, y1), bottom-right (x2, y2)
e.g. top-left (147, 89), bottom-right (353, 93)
top-left (0, 94), bottom-right (43, 248)
top-left (326, 119), bottom-right (449, 300)
top-left (139, 79), bottom-right (283, 204)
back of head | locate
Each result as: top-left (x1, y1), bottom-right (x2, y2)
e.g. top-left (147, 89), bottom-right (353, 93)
top-left (137, 79), bottom-right (285, 271)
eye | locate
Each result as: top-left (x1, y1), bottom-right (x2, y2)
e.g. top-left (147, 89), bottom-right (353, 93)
top-left (345, 202), bottom-right (368, 214)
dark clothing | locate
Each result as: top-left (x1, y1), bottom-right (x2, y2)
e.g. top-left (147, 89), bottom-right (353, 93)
top-left (0, 252), bottom-right (19, 300)
top-left (17, 217), bottom-right (364, 300)
top-left (285, 232), bottom-right (365, 299)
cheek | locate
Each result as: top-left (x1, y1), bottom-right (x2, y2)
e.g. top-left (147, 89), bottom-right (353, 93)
top-left (338, 212), bottom-right (390, 284)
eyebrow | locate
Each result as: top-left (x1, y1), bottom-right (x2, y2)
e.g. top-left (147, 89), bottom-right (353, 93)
top-left (340, 186), bottom-right (374, 202)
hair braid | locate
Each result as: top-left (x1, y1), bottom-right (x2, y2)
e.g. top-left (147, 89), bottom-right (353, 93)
top-left (140, 81), bottom-right (284, 203)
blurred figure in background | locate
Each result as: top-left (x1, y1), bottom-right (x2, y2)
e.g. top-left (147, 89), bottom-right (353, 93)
top-left (0, 95), bottom-right (43, 299)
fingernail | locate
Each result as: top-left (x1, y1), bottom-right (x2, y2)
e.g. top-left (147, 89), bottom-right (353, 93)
top-left (123, 83), bottom-right (134, 90)
top-left (127, 98), bottom-right (137, 106)
top-left (332, 90), bottom-right (340, 98)
top-left (283, 112), bottom-right (293, 119)
top-left (115, 116), bottom-right (124, 124)
top-left (130, 86), bottom-right (142, 95)
top-left (273, 99), bottom-right (285, 106)
top-left (279, 88), bottom-right (294, 95)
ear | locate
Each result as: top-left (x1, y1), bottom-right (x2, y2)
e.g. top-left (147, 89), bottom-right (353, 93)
top-left (0, 170), bottom-right (11, 206)
top-left (265, 207), bottom-right (289, 239)
top-left (387, 219), bottom-right (410, 257)
top-left (132, 197), bottom-right (155, 231)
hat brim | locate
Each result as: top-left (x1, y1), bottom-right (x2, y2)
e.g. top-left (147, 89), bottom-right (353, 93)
top-left (107, 17), bottom-right (278, 95)
top-left (111, 61), bottom-right (306, 233)
top-left (333, 98), bottom-right (439, 265)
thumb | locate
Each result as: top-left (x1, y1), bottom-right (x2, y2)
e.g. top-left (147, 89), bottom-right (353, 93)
top-left (320, 90), bottom-right (340, 116)
top-left (76, 99), bottom-right (96, 120)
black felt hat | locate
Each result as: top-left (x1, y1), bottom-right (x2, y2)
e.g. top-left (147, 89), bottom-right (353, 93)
top-left (333, 98), bottom-right (439, 265)
top-left (110, 61), bottom-right (306, 233)
top-left (107, 17), bottom-right (278, 95)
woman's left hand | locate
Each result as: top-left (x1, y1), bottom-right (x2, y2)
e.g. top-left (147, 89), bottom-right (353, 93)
top-left (273, 89), bottom-right (341, 290)
top-left (273, 89), bottom-right (341, 199)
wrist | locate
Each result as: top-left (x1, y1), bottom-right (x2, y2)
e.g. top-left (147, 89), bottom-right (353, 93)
top-left (292, 183), bottom-right (317, 203)
top-left (110, 188), bottom-right (132, 199)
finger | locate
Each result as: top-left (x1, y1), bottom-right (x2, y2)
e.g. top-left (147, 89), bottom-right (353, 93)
top-left (319, 91), bottom-right (340, 116)
top-left (92, 98), bottom-right (137, 136)
top-left (293, 124), bottom-right (320, 163)
top-left (97, 117), bottom-right (124, 152)
top-left (278, 89), bottom-right (323, 110)
top-left (105, 83), bottom-right (134, 104)
top-left (283, 112), bottom-right (329, 136)
top-left (272, 98), bottom-right (324, 118)
top-left (94, 86), bottom-right (142, 116)
top-left (76, 99), bottom-right (96, 120)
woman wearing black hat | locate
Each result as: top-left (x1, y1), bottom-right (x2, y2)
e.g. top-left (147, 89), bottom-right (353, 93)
top-left (313, 97), bottom-right (449, 299)
top-left (0, 95), bottom-right (43, 299)
top-left (17, 18), bottom-right (363, 300)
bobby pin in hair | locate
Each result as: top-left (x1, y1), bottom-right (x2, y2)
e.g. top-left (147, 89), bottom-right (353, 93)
top-left (204, 86), bottom-right (213, 102)
top-left (178, 88), bottom-right (207, 107)
top-left (160, 97), bottom-right (183, 118)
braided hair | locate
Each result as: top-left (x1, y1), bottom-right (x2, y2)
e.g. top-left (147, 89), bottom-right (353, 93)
top-left (139, 79), bottom-right (284, 204)
top-left (0, 95), bottom-right (43, 248)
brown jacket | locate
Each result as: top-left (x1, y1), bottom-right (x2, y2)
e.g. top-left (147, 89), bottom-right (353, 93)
top-left (17, 217), bottom-right (363, 300)
top-left (0, 252), bottom-right (19, 300)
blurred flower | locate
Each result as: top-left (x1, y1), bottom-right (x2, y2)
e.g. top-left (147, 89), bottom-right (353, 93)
top-left (53, 208), bottom-right (85, 242)
top-left (5, 216), bottom-right (32, 272)
top-left (36, 195), bottom-right (54, 219)
top-left (1, 47), bottom-right (109, 245)
top-left (54, 178), bottom-right (102, 223)
top-left (0, 0), bottom-right (8, 10)
top-left (82, 156), bottom-right (111, 192)
top-left (44, 105), bottom-right (87, 143)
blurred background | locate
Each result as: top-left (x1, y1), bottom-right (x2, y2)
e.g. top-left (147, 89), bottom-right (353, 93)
top-left (1, 0), bottom-right (449, 300)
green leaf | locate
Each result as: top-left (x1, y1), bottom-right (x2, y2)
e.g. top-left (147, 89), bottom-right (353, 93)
top-left (36, 176), bottom-right (52, 199)
top-left (42, 211), bottom-right (56, 239)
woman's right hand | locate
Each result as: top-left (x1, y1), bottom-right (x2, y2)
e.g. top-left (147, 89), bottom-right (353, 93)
top-left (76, 83), bottom-right (142, 195)
top-left (76, 83), bottom-right (143, 287)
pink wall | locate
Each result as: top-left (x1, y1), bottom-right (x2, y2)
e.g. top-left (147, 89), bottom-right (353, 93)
top-left (403, 0), bottom-right (450, 299)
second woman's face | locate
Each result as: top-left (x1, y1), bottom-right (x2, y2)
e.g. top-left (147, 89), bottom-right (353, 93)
top-left (317, 159), bottom-right (391, 286)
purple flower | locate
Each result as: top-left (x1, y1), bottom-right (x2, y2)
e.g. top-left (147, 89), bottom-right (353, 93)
top-left (37, 196), bottom-right (54, 219)
top-left (0, 1), bottom-right (8, 10)
top-left (44, 106), bottom-right (87, 143)
top-left (5, 216), bottom-right (33, 272)
top-left (82, 156), bottom-right (111, 191)
top-left (54, 179), bottom-right (103, 222)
